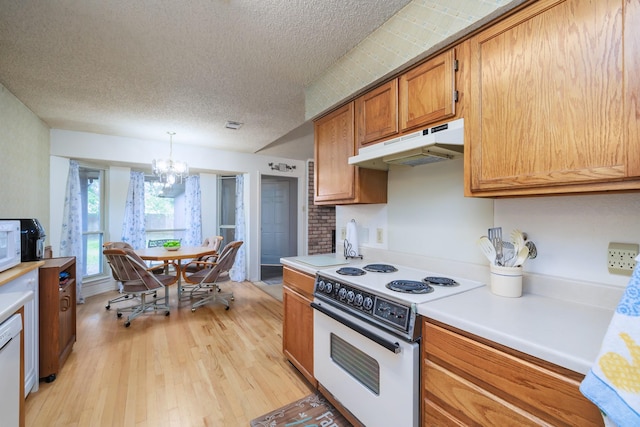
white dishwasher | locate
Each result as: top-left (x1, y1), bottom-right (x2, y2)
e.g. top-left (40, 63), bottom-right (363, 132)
top-left (0, 313), bottom-right (22, 427)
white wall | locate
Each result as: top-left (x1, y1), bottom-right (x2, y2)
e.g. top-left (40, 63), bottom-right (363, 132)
top-left (337, 159), bottom-right (493, 264)
top-left (338, 160), bottom-right (640, 289)
top-left (49, 129), bottom-right (308, 282)
top-left (0, 83), bottom-right (50, 231)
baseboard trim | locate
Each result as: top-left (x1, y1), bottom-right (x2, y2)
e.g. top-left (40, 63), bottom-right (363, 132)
top-left (81, 278), bottom-right (118, 298)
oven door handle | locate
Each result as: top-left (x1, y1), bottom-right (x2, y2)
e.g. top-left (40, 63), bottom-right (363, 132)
top-left (311, 302), bottom-right (401, 354)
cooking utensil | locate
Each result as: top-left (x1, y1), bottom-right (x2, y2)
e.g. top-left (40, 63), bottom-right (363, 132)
top-left (525, 240), bottom-right (538, 259)
top-left (510, 229), bottom-right (525, 254)
top-left (501, 241), bottom-right (516, 266)
top-left (512, 246), bottom-right (530, 267)
top-left (488, 227), bottom-right (503, 266)
top-left (477, 236), bottom-right (497, 264)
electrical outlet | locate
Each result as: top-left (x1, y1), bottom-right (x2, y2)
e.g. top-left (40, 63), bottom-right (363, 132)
top-left (340, 227), bottom-right (346, 240)
top-left (608, 242), bottom-right (639, 276)
top-left (376, 228), bottom-right (384, 244)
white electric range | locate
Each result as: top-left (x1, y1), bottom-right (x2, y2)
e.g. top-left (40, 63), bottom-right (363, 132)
top-left (311, 261), bottom-right (484, 427)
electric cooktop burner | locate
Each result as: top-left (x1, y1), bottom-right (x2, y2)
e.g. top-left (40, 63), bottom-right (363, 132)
top-left (386, 280), bottom-right (434, 294)
top-left (423, 276), bottom-right (459, 287)
top-left (336, 267), bottom-right (366, 276)
top-left (363, 263), bottom-right (398, 273)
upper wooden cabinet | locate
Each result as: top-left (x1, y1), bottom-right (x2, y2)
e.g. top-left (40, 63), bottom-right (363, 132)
top-left (314, 102), bottom-right (387, 205)
top-left (399, 49), bottom-right (457, 132)
top-left (466, 0), bottom-right (640, 197)
top-left (355, 79), bottom-right (398, 147)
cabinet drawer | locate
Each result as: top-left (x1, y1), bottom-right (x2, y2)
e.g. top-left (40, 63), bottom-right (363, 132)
top-left (424, 322), bottom-right (602, 426)
top-left (283, 267), bottom-right (315, 298)
top-left (424, 360), bottom-right (543, 426)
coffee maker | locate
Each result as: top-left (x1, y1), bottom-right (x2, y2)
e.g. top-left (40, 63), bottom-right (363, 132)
top-left (15, 219), bottom-right (46, 261)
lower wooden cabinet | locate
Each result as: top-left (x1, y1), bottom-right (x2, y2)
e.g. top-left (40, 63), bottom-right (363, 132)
top-left (422, 319), bottom-right (603, 427)
top-left (282, 266), bottom-right (317, 387)
top-left (39, 257), bottom-right (76, 383)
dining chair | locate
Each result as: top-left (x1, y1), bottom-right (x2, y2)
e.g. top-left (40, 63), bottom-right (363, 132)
top-left (102, 247), bottom-right (178, 327)
top-left (182, 235), bottom-right (224, 278)
top-left (182, 240), bottom-right (243, 312)
top-left (103, 241), bottom-right (137, 310)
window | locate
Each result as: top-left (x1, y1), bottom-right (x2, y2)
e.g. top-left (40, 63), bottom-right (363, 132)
top-left (79, 166), bottom-right (105, 278)
top-left (144, 177), bottom-right (186, 246)
top-left (218, 175), bottom-right (236, 246)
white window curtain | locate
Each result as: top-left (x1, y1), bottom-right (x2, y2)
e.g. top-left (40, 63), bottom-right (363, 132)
top-left (183, 175), bottom-right (202, 247)
top-left (121, 171), bottom-right (146, 249)
top-left (230, 174), bottom-right (246, 281)
top-left (60, 160), bottom-right (85, 303)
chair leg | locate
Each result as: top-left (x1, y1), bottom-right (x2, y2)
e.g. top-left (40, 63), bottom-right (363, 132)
top-left (190, 284), bottom-right (234, 312)
top-left (105, 293), bottom-right (136, 310)
top-left (116, 289), bottom-right (170, 327)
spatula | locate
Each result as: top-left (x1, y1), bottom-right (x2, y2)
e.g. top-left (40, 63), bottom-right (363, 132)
top-left (477, 236), bottom-right (496, 265)
top-left (488, 227), bottom-right (503, 266)
top-left (510, 229), bottom-right (525, 254)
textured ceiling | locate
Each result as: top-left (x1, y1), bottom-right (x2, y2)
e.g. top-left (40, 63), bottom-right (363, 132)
top-left (0, 0), bottom-right (412, 158)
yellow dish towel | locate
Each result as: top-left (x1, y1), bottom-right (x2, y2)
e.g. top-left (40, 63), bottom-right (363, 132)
top-left (580, 260), bottom-right (640, 426)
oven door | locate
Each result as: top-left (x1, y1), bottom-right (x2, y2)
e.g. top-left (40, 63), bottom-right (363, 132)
top-left (312, 299), bottom-right (419, 427)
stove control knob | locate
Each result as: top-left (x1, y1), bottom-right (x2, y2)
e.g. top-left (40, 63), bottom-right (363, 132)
top-left (324, 282), bottom-right (333, 294)
top-left (338, 288), bottom-right (347, 300)
top-left (317, 280), bottom-right (326, 292)
top-left (363, 297), bottom-right (373, 310)
top-left (346, 290), bottom-right (355, 302)
top-left (354, 294), bottom-right (364, 306)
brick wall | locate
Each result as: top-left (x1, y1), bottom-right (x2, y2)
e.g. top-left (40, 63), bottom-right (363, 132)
top-left (308, 161), bottom-right (336, 254)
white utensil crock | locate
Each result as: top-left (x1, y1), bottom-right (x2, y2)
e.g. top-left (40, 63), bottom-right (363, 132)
top-left (490, 264), bottom-right (523, 297)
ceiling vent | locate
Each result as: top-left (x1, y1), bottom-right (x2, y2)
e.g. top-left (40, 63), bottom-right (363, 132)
top-left (224, 120), bottom-right (244, 130)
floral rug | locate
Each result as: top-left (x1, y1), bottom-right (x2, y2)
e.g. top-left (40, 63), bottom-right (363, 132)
top-left (250, 393), bottom-right (352, 427)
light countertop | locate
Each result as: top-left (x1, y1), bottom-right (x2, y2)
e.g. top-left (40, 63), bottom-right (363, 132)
top-left (281, 254), bottom-right (354, 275)
top-left (0, 262), bottom-right (42, 324)
top-left (281, 253), bottom-right (620, 376)
top-left (0, 261), bottom-right (44, 287)
top-left (418, 286), bottom-right (614, 375)
top-left (0, 291), bottom-right (34, 324)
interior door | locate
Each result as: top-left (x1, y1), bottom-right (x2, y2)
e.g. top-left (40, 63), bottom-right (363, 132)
top-left (261, 176), bottom-right (297, 266)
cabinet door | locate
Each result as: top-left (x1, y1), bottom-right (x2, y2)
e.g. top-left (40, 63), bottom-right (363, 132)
top-left (314, 102), bottom-right (357, 203)
top-left (355, 79), bottom-right (398, 147)
top-left (314, 102), bottom-right (388, 205)
top-left (0, 268), bottom-right (38, 396)
top-left (467, 0), bottom-right (624, 195)
top-left (58, 280), bottom-right (75, 363)
top-left (399, 49), bottom-right (456, 131)
top-left (283, 286), bottom-right (316, 387)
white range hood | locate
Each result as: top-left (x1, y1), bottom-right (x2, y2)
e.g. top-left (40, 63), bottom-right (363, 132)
top-left (348, 118), bottom-right (464, 170)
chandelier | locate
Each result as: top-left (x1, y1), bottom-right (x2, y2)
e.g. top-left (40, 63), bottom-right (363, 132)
top-left (152, 132), bottom-right (189, 185)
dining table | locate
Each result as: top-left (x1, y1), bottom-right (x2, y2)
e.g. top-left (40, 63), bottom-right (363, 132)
top-left (135, 246), bottom-right (218, 300)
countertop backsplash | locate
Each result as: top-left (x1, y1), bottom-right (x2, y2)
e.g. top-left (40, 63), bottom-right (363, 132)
top-left (336, 160), bottom-right (640, 292)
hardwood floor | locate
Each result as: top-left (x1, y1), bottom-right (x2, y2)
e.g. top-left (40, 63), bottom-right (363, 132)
top-left (25, 281), bottom-right (313, 426)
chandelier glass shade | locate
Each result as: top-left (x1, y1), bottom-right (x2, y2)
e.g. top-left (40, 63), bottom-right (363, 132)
top-left (152, 132), bottom-right (189, 185)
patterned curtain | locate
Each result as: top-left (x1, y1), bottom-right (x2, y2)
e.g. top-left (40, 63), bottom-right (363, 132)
top-left (183, 175), bottom-right (202, 247)
top-left (60, 160), bottom-right (84, 303)
top-left (230, 174), bottom-right (246, 281)
top-left (121, 171), bottom-right (146, 249)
